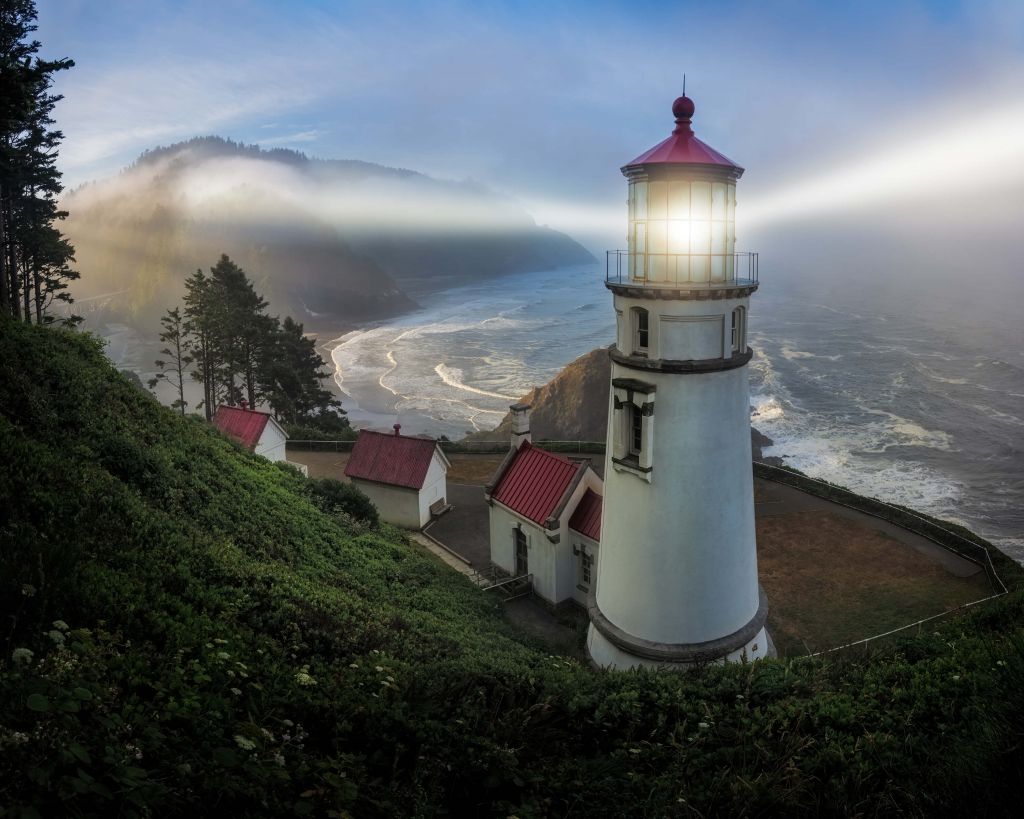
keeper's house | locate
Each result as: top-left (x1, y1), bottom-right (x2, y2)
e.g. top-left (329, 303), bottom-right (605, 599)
top-left (213, 402), bottom-right (288, 463)
top-left (485, 438), bottom-right (603, 609)
top-left (344, 425), bottom-right (450, 529)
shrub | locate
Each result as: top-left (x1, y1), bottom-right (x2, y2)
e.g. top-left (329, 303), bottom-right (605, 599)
top-left (306, 476), bottom-right (379, 525)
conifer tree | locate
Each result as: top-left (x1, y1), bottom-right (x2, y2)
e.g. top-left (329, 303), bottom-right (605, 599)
top-left (260, 315), bottom-right (344, 425)
top-left (0, 0), bottom-right (76, 323)
top-left (207, 254), bottom-right (270, 407)
top-left (182, 268), bottom-right (218, 419)
top-left (148, 307), bottom-right (193, 414)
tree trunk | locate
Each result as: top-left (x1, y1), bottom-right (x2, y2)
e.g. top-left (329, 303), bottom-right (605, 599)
top-left (4, 197), bottom-right (20, 321)
top-left (0, 183), bottom-right (8, 316)
top-left (175, 333), bottom-right (186, 415)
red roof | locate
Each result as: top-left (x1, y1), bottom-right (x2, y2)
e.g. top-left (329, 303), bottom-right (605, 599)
top-left (213, 405), bottom-right (272, 451)
top-left (344, 430), bottom-right (441, 490)
top-left (624, 95), bottom-right (742, 173)
top-left (569, 488), bottom-right (602, 541)
top-left (491, 442), bottom-right (582, 526)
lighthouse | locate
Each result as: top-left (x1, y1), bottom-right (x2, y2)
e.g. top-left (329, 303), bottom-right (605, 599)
top-left (586, 93), bottom-right (770, 668)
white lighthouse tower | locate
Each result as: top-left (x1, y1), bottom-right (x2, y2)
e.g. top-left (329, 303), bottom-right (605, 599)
top-left (586, 93), bottom-right (769, 669)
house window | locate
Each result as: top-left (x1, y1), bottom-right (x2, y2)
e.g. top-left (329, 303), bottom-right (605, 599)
top-left (632, 307), bottom-right (649, 355)
top-left (630, 403), bottom-right (643, 455)
top-left (514, 527), bottom-right (528, 576)
top-left (579, 548), bottom-right (593, 586)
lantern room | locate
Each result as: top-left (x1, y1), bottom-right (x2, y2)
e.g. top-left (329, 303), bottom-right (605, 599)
top-left (610, 95), bottom-right (756, 288)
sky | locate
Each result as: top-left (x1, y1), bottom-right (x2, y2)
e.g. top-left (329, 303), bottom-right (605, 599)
top-left (38, 0), bottom-right (1024, 286)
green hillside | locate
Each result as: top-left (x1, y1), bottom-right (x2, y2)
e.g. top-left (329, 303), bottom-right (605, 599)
top-left (1, 316), bottom-right (1023, 817)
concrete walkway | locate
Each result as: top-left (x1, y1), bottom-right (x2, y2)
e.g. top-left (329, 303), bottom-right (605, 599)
top-left (423, 484), bottom-right (491, 570)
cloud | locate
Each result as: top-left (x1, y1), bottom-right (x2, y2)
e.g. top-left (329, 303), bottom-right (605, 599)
top-left (257, 130), bottom-right (324, 146)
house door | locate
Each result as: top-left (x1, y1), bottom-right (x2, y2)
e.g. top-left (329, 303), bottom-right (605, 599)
top-left (514, 528), bottom-right (528, 576)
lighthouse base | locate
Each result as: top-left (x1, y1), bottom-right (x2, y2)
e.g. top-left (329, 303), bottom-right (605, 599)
top-left (585, 586), bottom-right (773, 669)
top-left (587, 624), bottom-right (772, 670)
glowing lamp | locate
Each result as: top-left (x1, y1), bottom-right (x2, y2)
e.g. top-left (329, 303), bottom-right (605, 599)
top-left (613, 95), bottom-right (753, 286)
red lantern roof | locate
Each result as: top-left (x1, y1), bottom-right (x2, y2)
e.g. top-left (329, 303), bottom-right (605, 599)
top-left (623, 95), bottom-right (743, 174)
top-left (213, 404), bottom-right (272, 451)
top-left (344, 429), bottom-right (443, 490)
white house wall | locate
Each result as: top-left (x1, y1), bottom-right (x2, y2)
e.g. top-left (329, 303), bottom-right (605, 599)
top-left (488, 504), bottom-right (549, 594)
top-left (551, 469), bottom-right (603, 605)
top-left (416, 450), bottom-right (449, 528)
top-left (255, 421), bottom-right (287, 463)
top-left (571, 531), bottom-right (600, 607)
top-left (351, 480), bottom-right (422, 529)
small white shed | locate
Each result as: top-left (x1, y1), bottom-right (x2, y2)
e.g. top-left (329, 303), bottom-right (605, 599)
top-left (213, 403), bottom-right (288, 463)
top-left (344, 426), bottom-right (450, 529)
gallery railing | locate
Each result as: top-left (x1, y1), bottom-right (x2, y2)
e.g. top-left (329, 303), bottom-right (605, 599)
top-left (606, 250), bottom-right (758, 288)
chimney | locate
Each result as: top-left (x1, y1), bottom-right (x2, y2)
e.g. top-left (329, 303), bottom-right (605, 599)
top-left (239, 399), bottom-right (248, 411)
top-left (509, 403), bottom-right (532, 449)
top-left (393, 423), bottom-right (402, 436)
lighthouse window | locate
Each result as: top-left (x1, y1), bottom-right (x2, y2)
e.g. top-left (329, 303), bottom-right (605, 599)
top-left (731, 306), bottom-right (745, 353)
top-left (633, 308), bottom-right (649, 355)
top-left (630, 404), bottom-right (643, 455)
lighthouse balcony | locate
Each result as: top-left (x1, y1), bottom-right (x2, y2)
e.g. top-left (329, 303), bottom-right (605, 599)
top-left (606, 250), bottom-right (758, 291)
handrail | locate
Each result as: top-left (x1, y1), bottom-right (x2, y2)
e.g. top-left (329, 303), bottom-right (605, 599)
top-left (606, 249), bottom-right (758, 287)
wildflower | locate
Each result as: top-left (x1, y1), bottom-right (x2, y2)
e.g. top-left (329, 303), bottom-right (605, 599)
top-left (21, 584), bottom-right (36, 597)
top-left (386, 675), bottom-right (395, 683)
top-left (11, 648), bottom-right (33, 667)
top-left (374, 666), bottom-right (384, 673)
top-left (214, 638), bottom-right (228, 645)
top-left (234, 735), bottom-right (257, 751)
top-left (952, 675), bottom-right (961, 681)
top-left (274, 753), bottom-right (285, 767)
top-left (349, 663), bottom-right (359, 669)
top-left (698, 722), bottom-right (710, 729)
top-left (52, 620), bottom-right (69, 632)
top-left (281, 719), bottom-right (294, 727)
top-left (47, 630), bottom-right (65, 646)
top-left (261, 728), bottom-right (275, 741)
top-left (294, 666), bottom-right (317, 687)
top-left (230, 687), bottom-right (242, 696)
top-left (216, 652), bottom-right (230, 661)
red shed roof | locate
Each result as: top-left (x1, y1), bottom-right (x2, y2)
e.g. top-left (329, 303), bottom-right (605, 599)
top-left (213, 405), bottom-right (272, 451)
top-left (491, 442), bottom-right (583, 526)
top-left (569, 488), bottom-right (602, 542)
top-left (623, 95), bottom-right (742, 174)
top-left (344, 429), bottom-right (442, 490)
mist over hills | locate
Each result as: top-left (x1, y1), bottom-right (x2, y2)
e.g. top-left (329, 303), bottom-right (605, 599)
top-left (62, 137), bottom-right (594, 328)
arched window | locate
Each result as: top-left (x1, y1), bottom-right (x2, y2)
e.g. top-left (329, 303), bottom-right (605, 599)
top-left (731, 306), bottom-right (745, 353)
top-left (632, 307), bottom-right (649, 356)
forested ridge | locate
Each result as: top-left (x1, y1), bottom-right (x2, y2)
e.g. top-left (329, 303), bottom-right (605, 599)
top-left (2, 313), bottom-right (1024, 817)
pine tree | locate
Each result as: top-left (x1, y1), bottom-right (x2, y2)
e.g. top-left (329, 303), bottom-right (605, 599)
top-left (0, 0), bottom-right (76, 323)
top-left (207, 254), bottom-right (270, 407)
top-left (182, 268), bottom-right (218, 420)
top-left (260, 315), bottom-right (344, 425)
top-left (148, 307), bottom-right (193, 414)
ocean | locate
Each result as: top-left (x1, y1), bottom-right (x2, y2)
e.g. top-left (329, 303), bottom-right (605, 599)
top-left (327, 263), bottom-right (1024, 562)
